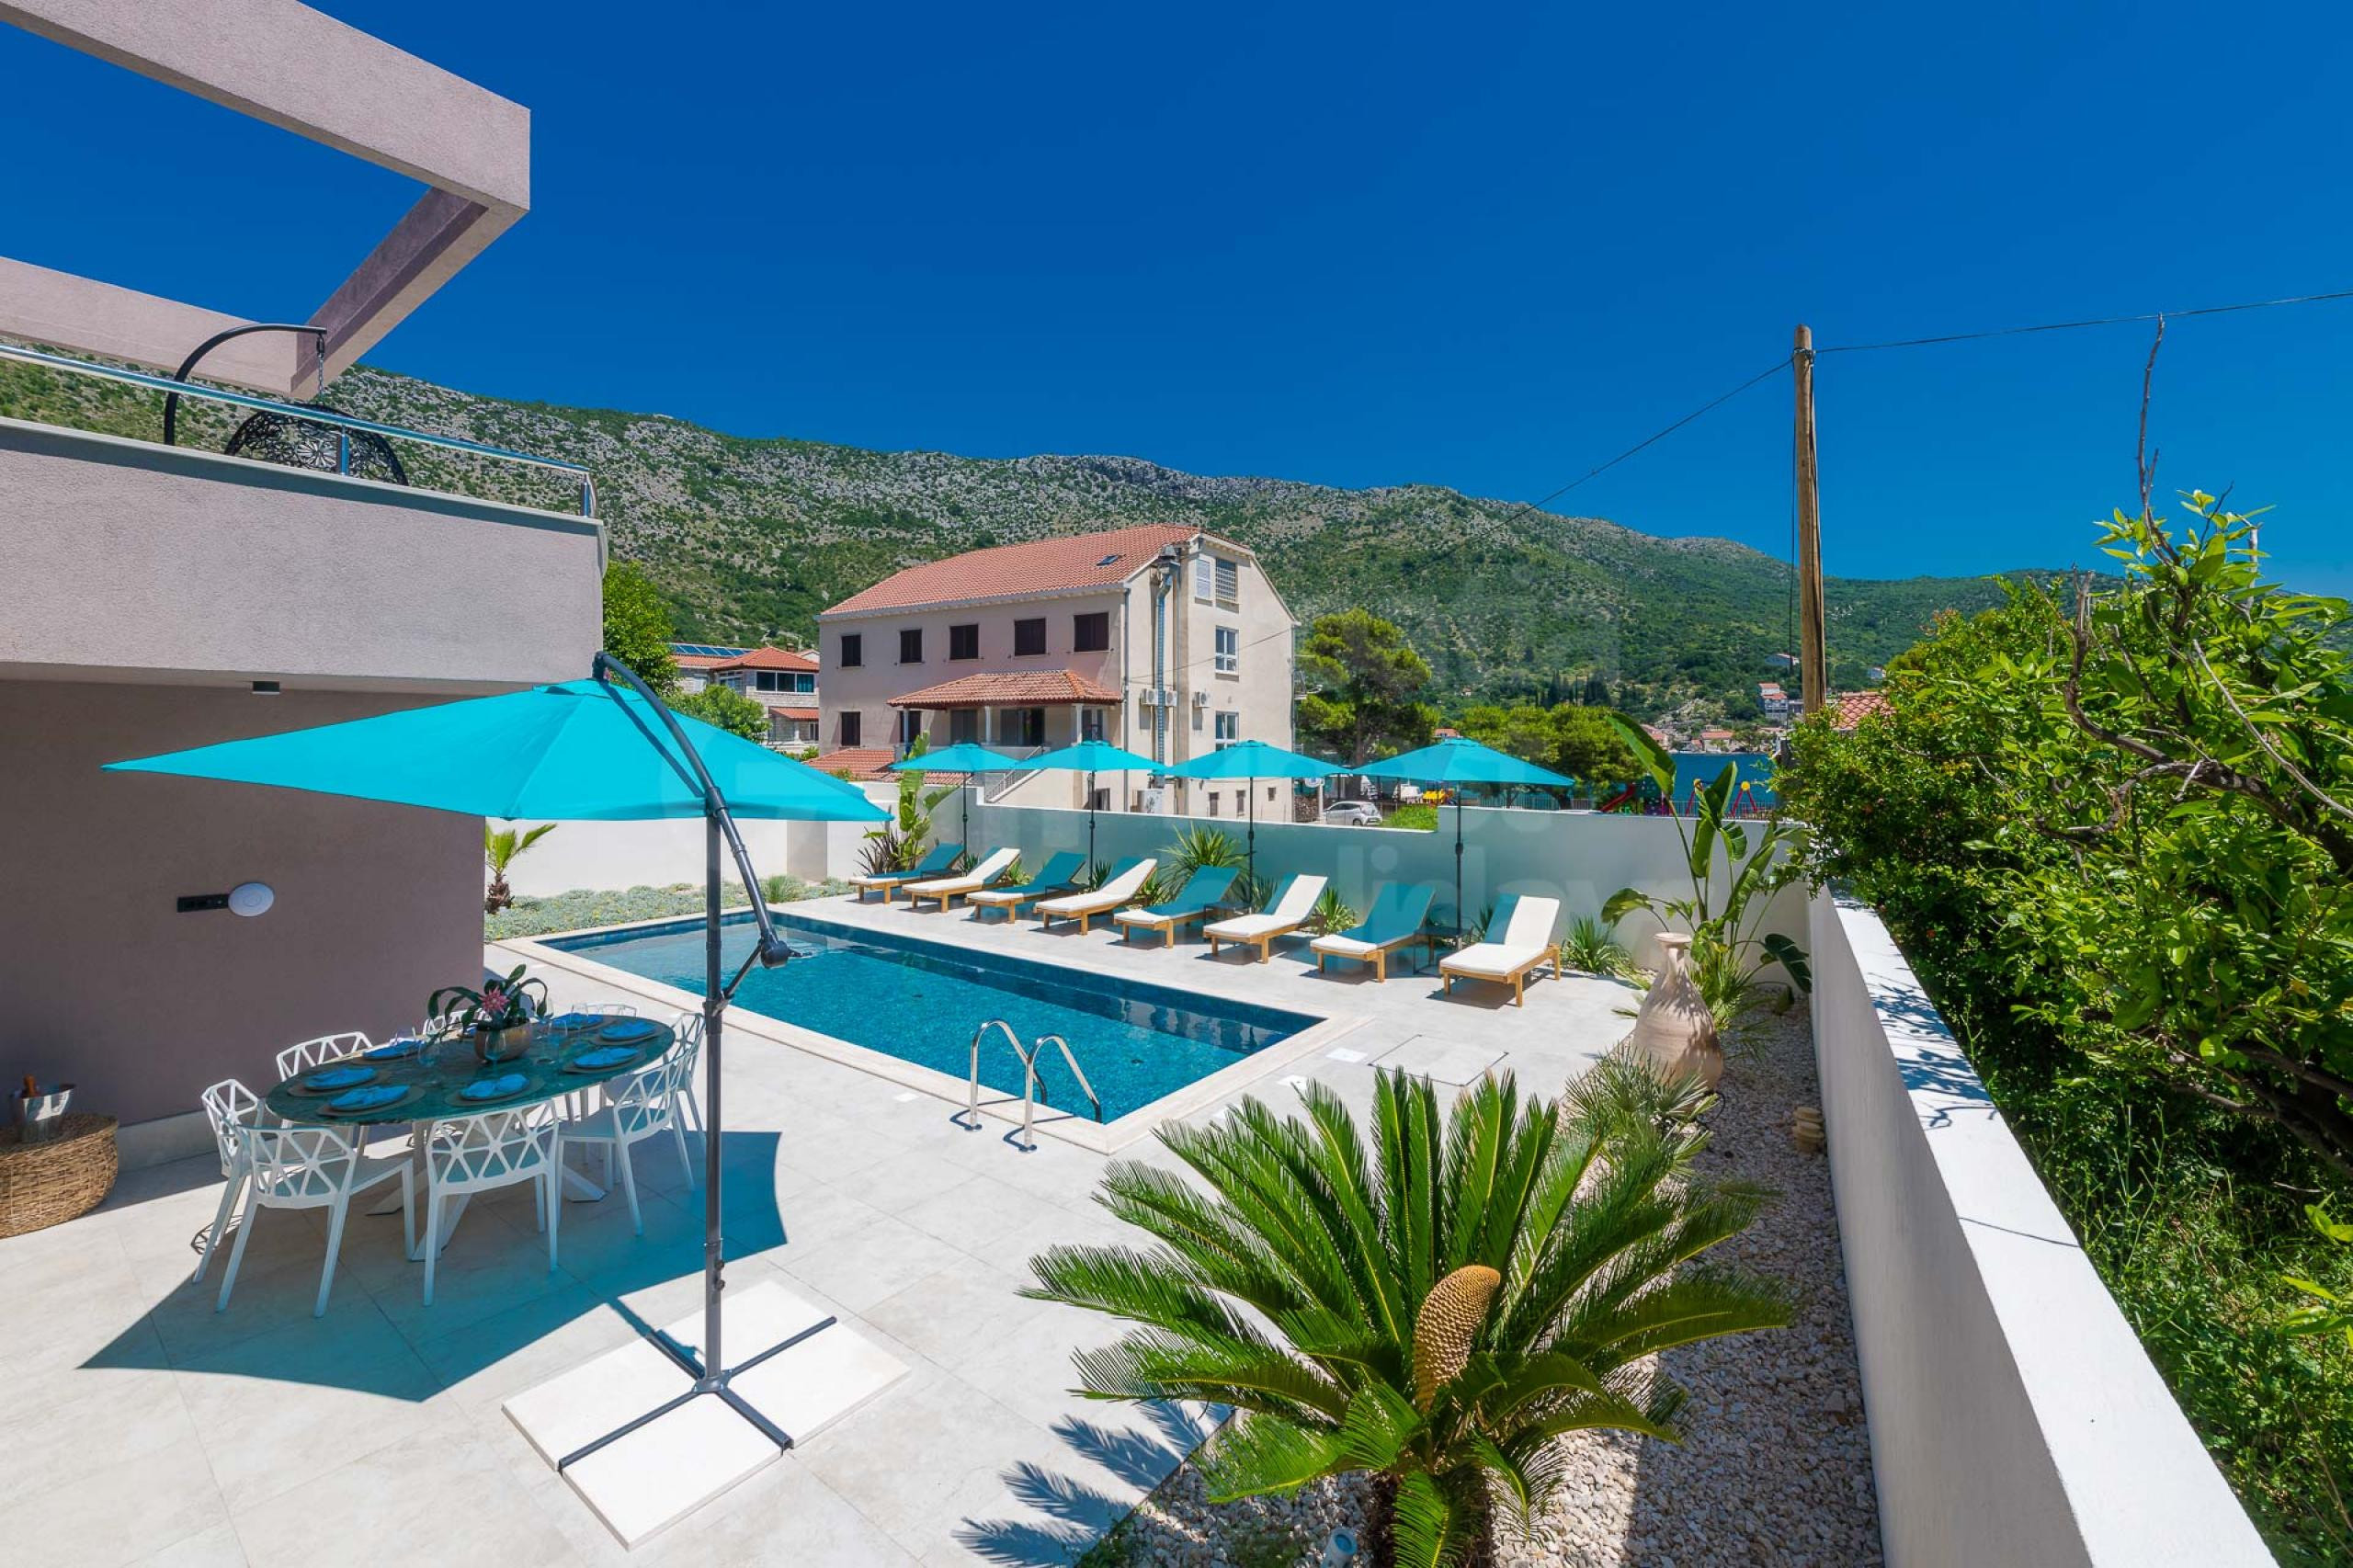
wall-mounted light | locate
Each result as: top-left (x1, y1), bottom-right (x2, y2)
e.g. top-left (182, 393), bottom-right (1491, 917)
top-left (228, 881), bottom-right (275, 917)
top-left (251, 680), bottom-right (281, 696)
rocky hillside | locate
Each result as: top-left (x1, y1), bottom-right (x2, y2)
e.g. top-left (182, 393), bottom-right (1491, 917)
top-left (0, 352), bottom-right (2063, 717)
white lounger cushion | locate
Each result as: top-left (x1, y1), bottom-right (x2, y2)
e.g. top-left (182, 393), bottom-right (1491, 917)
top-left (1441, 896), bottom-right (1563, 977)
top-left (904, 847), bottom-right (1019, 899)
top-left (1037, 859), bottom-right (1156, 916)
top-left (1309, 932), bottom-right (1385, 959)
top-left (1204, 875), bottom-right (1328, 941)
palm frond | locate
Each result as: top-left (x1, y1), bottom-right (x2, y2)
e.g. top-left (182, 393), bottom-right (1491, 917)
top-left (1197, 1412), bottom-right (1346, 1501)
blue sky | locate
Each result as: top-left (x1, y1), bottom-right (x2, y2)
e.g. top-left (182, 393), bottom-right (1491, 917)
top-left (6, 3), bottom-right (2351, 589)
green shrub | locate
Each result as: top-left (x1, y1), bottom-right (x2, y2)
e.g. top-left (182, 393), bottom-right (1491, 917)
top-left (1779, 541), bottom-right (2353, 1559)
top-left (1388, 802), bottom-right (1439, 832)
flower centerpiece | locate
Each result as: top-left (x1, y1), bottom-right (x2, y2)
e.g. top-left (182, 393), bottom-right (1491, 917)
top-left (428, 962), bottom-right (549, 1064)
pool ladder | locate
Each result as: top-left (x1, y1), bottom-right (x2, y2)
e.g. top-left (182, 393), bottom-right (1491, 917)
top-left (956, 1019), bottom-right (1102, 1152)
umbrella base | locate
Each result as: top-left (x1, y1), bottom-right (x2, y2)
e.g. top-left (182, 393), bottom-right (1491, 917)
top-left (506, 1280), bottom-right (908, 1547)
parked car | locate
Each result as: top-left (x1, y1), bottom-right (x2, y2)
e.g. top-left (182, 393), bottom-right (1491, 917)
top-left (1321, 801), bottom-right (1383, 827)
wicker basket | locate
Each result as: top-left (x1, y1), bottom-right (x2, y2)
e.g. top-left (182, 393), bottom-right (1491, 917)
top-left (0, 1113), bottom-right (118, 1238)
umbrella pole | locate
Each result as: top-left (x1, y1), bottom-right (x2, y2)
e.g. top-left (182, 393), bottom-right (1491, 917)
top-left (1088, 768), bottom-right (1097, 874)
top-left (701, 811), bottom-right (726, 1382)
top-left (1455, 793), bottom-right (1465, 943)
top-left (1247, 775), bottom-right (1257, 902)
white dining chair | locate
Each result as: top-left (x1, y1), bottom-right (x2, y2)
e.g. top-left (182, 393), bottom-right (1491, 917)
top-left (579, 1002), bottom-right (640, 1018)
top-left (667, 1012), bottom-right (705, 1147)
top-left (559, 1052), bottom-right (690, 1234)
top-left (195, 1078), bottom-right (275, 1283)
top-left (420, 1104), bottom-right (562, 1303)
top-left (275, 1030), bottom-right (373, 1078)
top-left (216, 1122), bottom-right (414, 1316)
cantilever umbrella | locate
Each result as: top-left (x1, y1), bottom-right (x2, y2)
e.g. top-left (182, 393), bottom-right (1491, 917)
top-left (1356, 736), bottom-right (1575, 938)
top-left (1019, 737), bottom-right (1162, 872)
top-left (1164, 739), bottom-right (1335, 898)
top-left (884, 740), bottom-right (1020, 852)
top-left (106, 658), bottom-right (886, 1470)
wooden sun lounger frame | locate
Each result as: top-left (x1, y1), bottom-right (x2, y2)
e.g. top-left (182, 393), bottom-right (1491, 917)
top-left (1440, 947), bottom-right (1562, 1006)
top-left (969, 881), bottom-right (1076, 923)
top-left (1115, 900), bottom-right (1236, 947)
top-left (1206, 918), bottom-right (1305, 963)
top-left (904, 852), bottom-right (1019, 913)
top-left (1312, 927), bottom-right (1440, 983)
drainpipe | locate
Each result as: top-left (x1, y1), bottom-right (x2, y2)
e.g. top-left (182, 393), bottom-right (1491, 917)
top-left (1151, 548), bottom-right (1181, 774)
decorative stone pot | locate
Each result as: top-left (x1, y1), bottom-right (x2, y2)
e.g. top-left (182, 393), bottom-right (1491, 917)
top-left (474, 1023), bottom-right (529, 1065)
top-left (1628, 933), bottom-right (1722, 1088)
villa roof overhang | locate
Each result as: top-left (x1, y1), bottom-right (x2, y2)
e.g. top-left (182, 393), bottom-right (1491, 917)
top-left (887, 669), bottom-right (1121, 709)
top-left (765, 706), bottom-right (820, 722)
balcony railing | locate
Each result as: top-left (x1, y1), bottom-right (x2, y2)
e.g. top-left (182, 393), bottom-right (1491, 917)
top-left (0, 342), bottom-right (595, 517)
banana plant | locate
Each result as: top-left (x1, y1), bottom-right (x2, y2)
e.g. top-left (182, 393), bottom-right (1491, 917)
top-left (1601, 719), bottom-right (1809, 1021)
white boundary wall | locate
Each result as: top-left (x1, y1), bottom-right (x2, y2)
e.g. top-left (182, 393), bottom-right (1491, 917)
top-left (965, 801), bottom-right (1804, 961)
top-left (1810, 892), bottom-right (2269, 1567)
top-left (501, 784), bottom-right (893, 897)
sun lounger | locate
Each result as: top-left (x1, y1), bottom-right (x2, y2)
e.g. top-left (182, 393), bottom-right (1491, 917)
top-left (1309, 883), bottom-right (1438, 981)
top-left (1112, 866), bottom-right (1243, 946)
top-left (966, 851), bottom-right (1087, 923)
top-left (901, 846), bottom-right (1021, 912)
top-left (1439, 893), bottom-right (1562, 1006)
top-left (1203, 873), bottom-right (1328, 962)
top-left (847, 842), bottom-right (964, 903)
top-left (1036, 857), bottom-right (1157, 935)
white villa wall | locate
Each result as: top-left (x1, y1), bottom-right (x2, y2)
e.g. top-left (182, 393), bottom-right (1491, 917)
top-left (1809, 893), bottom-right (2269, 1567)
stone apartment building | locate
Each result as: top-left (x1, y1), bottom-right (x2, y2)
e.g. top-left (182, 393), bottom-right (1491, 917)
top-left (673, 642), bottom-right (821, 747)
top-left (814, 525), bottom-right (1296, 815)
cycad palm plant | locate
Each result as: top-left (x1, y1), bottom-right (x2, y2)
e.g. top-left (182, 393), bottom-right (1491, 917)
top-left (1024, 1067), bottom-right (1790, 1567)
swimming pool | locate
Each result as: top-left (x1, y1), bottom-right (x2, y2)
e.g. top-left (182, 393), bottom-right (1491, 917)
top-left (546, 913), bottom-right (1319, 1123)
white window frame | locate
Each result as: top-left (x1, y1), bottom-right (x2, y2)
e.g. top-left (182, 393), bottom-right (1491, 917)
top-left (1214, 625), bottom-right (1239, 675)
top-left (1215, 556), bottom-right (1238, 607)
top-left (1213, 710), bottom-right (1240, 746)
top-left (1194, 554), bottom-right (1214, 602)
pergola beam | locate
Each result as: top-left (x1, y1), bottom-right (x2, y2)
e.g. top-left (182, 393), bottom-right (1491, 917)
top-left (0, 0), bottom-right (528, 396)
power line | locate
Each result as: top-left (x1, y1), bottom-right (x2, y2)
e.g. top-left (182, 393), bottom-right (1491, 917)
top-left (1480, 358), bottom-right (1790, 534)
top-left (1818, 285), bottom-right (2353, 354)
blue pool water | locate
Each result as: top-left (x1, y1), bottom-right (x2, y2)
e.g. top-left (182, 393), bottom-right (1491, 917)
top-left (549, 914), bottom-right (1316, 1121)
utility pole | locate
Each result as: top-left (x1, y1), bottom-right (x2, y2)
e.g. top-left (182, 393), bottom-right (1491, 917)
top-left (1793, 324), bottom-right (1827, 716)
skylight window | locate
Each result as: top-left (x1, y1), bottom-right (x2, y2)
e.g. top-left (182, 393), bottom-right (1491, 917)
top-left (1097, 553), bottom-right (1121, 566)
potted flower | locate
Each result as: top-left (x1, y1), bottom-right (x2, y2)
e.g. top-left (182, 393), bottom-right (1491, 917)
top-left (428, 962), bottom-right (549, 1064)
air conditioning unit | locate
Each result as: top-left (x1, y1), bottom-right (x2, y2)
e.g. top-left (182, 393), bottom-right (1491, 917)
top-left (1190, 689), bottom-right (1211, 708)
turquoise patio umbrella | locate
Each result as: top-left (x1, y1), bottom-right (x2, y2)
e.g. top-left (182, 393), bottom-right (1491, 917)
top-left (1357, 736), bottom-right (1574, 937)
top-left (1164, 740), bottom-right (1335, 899)
top-left (105, 656), bottom-right (884, 1471)
top-left (1020, 738), bottom-right (1161, 872)
top-left (885, 740), bottom-right (1021, 853)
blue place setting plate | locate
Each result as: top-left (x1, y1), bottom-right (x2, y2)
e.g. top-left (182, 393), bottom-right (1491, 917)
top-left (324, 1083), bottom-right (410, 1114)
top-left (302, 1064), bottom-right (376, 1091)
top-left (460, 1073), bottom-right (529, 1104)
top-left (597, 1018), bottom-right (659, 1043)
top-left (566, 1045), bottom-right (642, 1073)
top-left (547, 1012), bottom-right (602, 1032)
top-left (362, 1038), bottom-right (424, 1061)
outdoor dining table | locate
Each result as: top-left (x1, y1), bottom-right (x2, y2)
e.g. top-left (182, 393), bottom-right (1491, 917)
top-left (264, 1014), bottom-right (676, 1235)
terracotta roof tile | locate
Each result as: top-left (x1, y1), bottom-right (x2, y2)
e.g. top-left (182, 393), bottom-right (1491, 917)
top-left (824, 525), bottom-right (1222, 616)
top-left (886, 669), bottom-right (1120, 709)
top-left (1832, 689), bottom-right (1892, 730)
top-left (813, 746), bottom-right (900, 779)
top-left (765, 706), bottom-right (819, 722)
top-left (716, 644), bottom-right (818, 673)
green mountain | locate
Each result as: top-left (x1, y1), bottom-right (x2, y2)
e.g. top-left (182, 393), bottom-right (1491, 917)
top-left (0, 354), bottom-right (2065, 720)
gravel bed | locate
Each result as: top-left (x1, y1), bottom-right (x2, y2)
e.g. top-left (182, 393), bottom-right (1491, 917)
top-left (1095, 1006), bottom-right (1881, 1567)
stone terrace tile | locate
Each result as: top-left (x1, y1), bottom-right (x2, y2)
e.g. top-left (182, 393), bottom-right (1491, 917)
top-left (0, 892), bottom-right (1627, 1566)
